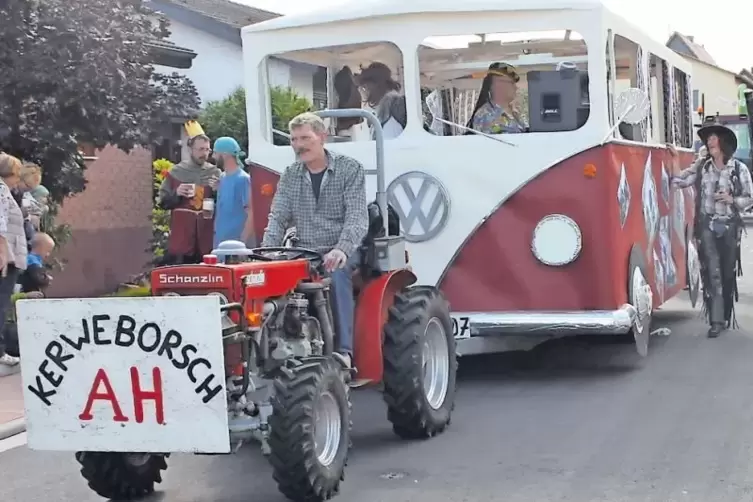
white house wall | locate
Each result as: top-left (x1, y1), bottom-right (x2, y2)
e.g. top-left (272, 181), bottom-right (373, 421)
top-left (154, 19), bottom-right (244, 104)
top-left (267, 59), bottom-right (316, 102)
top-left (154, 18), bottom-right (315, 106)
top-left (686, 59), bottom-right (739, 124)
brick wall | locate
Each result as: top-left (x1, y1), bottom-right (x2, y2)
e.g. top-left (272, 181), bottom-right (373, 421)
top-left (46, 145), bottom-right (153, 298)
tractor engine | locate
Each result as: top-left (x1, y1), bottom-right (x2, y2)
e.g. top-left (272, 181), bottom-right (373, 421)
top-left (224, 286), bottom-right (330, 453)
top-left (266, 292), bottom-right (324, 361)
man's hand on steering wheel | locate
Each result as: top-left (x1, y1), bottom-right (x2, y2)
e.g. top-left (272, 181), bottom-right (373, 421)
top-left (251, 246), bottom-right (325, 271)
top-left (323, 249), bottom-right (346, 272)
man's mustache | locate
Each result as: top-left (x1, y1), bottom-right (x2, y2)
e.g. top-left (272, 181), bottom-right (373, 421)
top-left (294, 148), bottom-right (309, 155)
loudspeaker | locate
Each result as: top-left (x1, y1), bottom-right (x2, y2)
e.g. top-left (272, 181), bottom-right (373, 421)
top-left (527, 68), bottom-right (590, 132)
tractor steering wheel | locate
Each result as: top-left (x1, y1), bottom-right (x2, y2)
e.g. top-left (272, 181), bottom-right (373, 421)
top-left (251, 246), bottom-right (324, 270)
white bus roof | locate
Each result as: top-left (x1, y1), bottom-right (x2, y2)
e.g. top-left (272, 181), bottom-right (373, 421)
top-left (241, 0), bottom-right (690, 73)
top-left (242, 0), bottom-right (606, 34)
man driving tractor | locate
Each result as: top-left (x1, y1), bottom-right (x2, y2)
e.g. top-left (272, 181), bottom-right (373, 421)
top-left (261, 112), bottom-right (369, 368)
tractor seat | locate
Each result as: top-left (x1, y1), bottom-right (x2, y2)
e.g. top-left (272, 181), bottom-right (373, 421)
top-left (365, 200), bottom-right (401, 241)
top-left (358, 200), bottom-right (401, 276)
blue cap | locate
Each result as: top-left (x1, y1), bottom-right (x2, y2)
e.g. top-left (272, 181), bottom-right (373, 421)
top-left (213, 137), bottom-right (241, 155)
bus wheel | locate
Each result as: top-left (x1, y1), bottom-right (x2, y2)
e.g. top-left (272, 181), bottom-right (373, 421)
top-left (686, 235), bottom-right (701, 308)
top-left (628, 244), bottom-right (653, 357)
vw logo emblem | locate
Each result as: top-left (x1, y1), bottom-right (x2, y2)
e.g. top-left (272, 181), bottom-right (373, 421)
top-left (387, 171), bottom-right (450, 242)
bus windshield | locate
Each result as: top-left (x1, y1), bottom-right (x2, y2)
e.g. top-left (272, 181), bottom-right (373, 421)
top-left (418, 30), bottom-right (590, 135)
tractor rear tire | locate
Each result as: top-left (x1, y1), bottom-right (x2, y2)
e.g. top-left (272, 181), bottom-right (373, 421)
top-left (382, 286), bottom-right (457, 440)
top-left (75, 451), bottom-right (167, 500)
top-left (268, 356), bottom-right (351, 501)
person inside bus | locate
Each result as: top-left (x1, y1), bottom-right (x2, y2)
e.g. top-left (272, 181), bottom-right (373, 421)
top-left (467, 62), bottom-right (528, 134)
top-left (356, 62), bottom-right (407, 139)
top-left (334, 66), bottom-right (369, 140)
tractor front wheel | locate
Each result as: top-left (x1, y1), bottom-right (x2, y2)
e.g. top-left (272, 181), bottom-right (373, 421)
top-left (268, 356), bottom-right (352, 501)
top-left (382, 286), bottom-right (457, 440)
top-left (76, 451), bottom-right (167, 500)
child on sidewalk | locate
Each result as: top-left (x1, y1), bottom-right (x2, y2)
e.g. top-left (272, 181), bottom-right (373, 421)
top-left (19, 232), bottom-right (55, 294)
top-left (20, 162), bottom-right (49, 233)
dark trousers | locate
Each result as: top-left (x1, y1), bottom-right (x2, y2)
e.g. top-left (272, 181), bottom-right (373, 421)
top-left (698, 222), bottom-right (737, 325)
top-left (0, 265), bottom-right (20, 357)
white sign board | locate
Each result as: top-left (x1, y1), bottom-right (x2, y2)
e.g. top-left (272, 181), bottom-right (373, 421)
top-left (16, 296), bottom-right (230, 453)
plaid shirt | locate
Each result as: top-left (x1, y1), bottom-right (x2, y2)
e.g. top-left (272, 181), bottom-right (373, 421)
top-left (262, 150), bottom-right (368, 257)
top-left (672, 157), bottom-right (753, 218)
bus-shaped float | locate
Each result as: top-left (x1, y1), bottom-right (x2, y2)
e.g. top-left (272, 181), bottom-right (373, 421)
top-left (240, 0), bottom-right (699, 358)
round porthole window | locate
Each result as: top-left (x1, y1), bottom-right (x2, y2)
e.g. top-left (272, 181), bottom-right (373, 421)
top-left (531, 214), bottom-right (582, 266)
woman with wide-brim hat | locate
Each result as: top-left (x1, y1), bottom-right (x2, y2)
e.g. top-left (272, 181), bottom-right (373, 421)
top-left (698, 121), bottom-right (738, 160)
top-left (668, 120), bottom-right (753, 337)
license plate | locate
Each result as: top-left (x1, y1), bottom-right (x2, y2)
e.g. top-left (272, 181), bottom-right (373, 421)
top-left (451, 315), bottom-right (471, 338)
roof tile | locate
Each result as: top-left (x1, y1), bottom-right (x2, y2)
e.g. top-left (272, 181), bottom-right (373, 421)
top-left (159, 0), bottom-right (280, 28)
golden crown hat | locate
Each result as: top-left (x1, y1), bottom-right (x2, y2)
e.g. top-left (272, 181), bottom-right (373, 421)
top-left (184, 120), bottom-right (205, 138)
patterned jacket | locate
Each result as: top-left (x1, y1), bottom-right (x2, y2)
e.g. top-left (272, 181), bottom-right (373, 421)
top-left (672, 156), bottom-right (753, 218)
top-left (471, 102), bottom-right (527, 134)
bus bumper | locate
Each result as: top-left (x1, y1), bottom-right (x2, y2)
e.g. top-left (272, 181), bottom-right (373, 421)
top-left (454, 304), bottom-right (638, 356)
top-left (471, 304), bottom-right (636, 336)
top-left (458, 304), bottom-right (638, 337)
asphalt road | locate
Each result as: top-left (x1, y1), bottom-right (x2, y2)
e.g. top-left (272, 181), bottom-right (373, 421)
top-left (3, 296), bottom-right (753, 501)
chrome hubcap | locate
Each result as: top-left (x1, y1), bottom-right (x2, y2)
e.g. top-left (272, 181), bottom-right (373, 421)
top-left (631, 267), bottom-right (653, 333)
top-left (688, 241), bottom-right (700, 289)
top-left (314, 391), bottom-right (342, 466)
top-left (422, 317), bottom-right (450, 410)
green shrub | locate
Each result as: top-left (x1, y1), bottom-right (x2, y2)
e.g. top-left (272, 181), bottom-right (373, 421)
top-left (109, 285), bottom-right (152, 297)
top-left (200, 86), bottom-right (313, 148)
top-left (270, 86), bottom-right (313, 133)
top-left (149, 158), bottom-right (172, 266)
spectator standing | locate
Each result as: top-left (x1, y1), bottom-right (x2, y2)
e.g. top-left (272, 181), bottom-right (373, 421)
top-left (157, 134), bottom-right (221, 264)
top-left (0, 153), bottom-right (28, 370)
top-left (212, 137), bottom-right (256, 248)
top-left (19, 162), bottom-right (49, 230)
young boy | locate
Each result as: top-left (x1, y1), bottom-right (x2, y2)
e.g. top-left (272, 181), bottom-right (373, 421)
top-left (20, 162), bottom-right (49, 232)
top-left (19, 233), bottom-right (55, 294)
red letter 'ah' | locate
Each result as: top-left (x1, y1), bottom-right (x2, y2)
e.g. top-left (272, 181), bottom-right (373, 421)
top-left (79, 368), bottom-right (128, 422)
top-left (130, 367), bottom-right (165, 424)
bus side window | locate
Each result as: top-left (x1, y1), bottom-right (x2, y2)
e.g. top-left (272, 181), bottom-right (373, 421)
top-left (418, 30), bottom-right (590, 136)
top-left (265, 42), bottom-right (407, 144)
top-left (613, 34), bottom-right (649, 143)
top-left (605, 30), bottom-right (615, 128)
top-left (649, 53), bottom-right (668, 144)
top-left (673, 68), bottom-right (693, 148)
top-left (661, 59), bottom-right (674, 144)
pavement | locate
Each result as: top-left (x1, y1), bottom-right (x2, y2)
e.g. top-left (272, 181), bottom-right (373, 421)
top-left (3, 297), bottom-right (753, 501)
top-left (5, 237), bottom-right (753, 500)
top-left (0, 371), bottom-right (23, 441)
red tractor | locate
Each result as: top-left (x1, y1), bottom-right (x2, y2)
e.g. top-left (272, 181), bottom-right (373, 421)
top-left (74, 110), bottom-right (457, 502)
